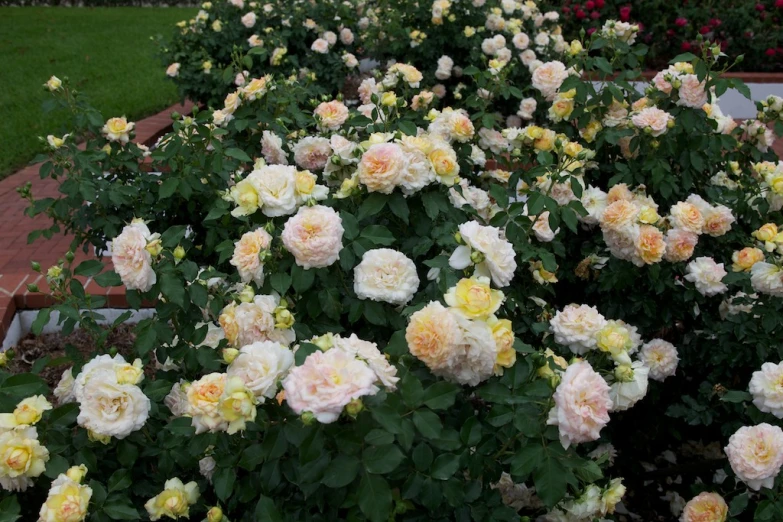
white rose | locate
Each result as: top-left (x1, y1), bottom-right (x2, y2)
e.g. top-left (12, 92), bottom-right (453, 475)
top-left (227, 341), bottom-right (294, 400)
top-left (354, 249), bottom-right (420, 306)
top-left (247, 165), bottom-right (297, 217)
top-left (77, 372), bottom-right (150, 439)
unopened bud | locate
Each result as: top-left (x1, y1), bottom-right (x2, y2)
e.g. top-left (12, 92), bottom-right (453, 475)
top-left (173, 245), bottom-right (186, 261)
top-left (239, 285), bottom-right (255, 303)
top-left (65, 251), bottom-right (75, 263)
top-left (207, 507), bottom-right (224, 522)
top-left (301, 411), bottom-right (316, 425)
top-left (66, 465), bottom-right (88, 483)
top-left (108, 346), bottom-right (118, 357)
top-left (454, 232), bottom-right (464, 245)
top-left (171, 111), bottom-right (181, 121)
top-left (31, 261), bottom-right (41, 272)
top-left (26, 284), bottom-right (39, 293)
top-left (470, 250), bottom-right (485, 264)
top-left (47, 266), bottom-right (62, 279)
top-left (274, 309), bottom-right (294, 329)
top-left (222, 348), bottom-right (239, 364)
top-left (145, 239), bottom-right (162, 257)
top-left (345, 398), bottom-right (364, 417)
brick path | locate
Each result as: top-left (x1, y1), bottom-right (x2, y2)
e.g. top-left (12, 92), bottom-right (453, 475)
top-left (0, 101), bottom-right (193, 339)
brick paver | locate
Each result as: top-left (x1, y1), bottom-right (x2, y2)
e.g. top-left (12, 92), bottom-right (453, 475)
top-left (0, 101), bottom-right (193, 338)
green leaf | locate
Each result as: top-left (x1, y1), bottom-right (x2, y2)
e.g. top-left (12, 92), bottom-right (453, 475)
top-left (361, 225), bottom-right (396, 246)
top-left (489, 184), bottom-right (509, 208)
top-left (431, 453), bottom-right (460, 480)
top-left (74, 259), bottom-right (103, 276)
top-left (291, 264), bottom-right (315, 293)
top-left (730, 492), bottom-right (749, 516)
top-left (422, 382), bottom-right (460, 410)
top-left (159, 178), bottom-right (179, 199)
top-left (295, 343), bottom-right (320, 366)
top-left (534, 454), bottom-right (567, 508)
top-left (371, 404), bottom-right (402, 434)
top-left (94, 271), bottom-right (122, 287)
top-left (103, 498), bottom-right (139, 520)
top-left (48, 403), bottom-right (79, 425)
top-left (108, 469), bottom-right (132, 493)
top-left (225, 147), bottom-right (252, 163)
top-left (0, 496), bottom-right (20, 522)
top-left (363, 444), bottom-right (405, 474)
top-left (412, 443), bottom-right (433, 471)
top-left (357, 193), bottom-right (388, 221)
top-left (668, 52), bottom-right (697, 64)
top-left (213, 467), bottom-right (236, 501)
top-left (388, 193), bottom-right (410, 223)
top-left (160, 276), bottom-right (186, 307)
top-left (322, 455), bottom-right (361, 488)
top-left (43, 454), bottom-right (69, 479)
top-left (0, 374), bottom-right (48, 397)
top-left (358, 473), bottom-right (392, 522)
top-left (398, 120), bottom-right (417, 136)
top-left (31, 308), bottom-right (52, 335)
top-left (721, 390), bottom-right (752, 403)
top-left (412, 410), bottom-right (442, 439)
top-left (270, 273), bottom-right (292, 295)
top-left (255, 495), bottom-right (283, 522)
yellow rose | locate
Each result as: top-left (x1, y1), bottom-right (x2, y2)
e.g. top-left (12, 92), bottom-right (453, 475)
top-left (39, 473), bottom-right (92, 522)
top-left (444, 277), bottom-right (504, 320)
top-left (769, 174), bottom-right (783, 195)
top-left (638, 205), bottom-right (660, 224)
top-left (579, 120), bottom-right (602, 143)
top-left (563, 141), bottom-right (584, 158)
top-left (115, 359), bottom-right (144, 385)
top-left (428, 146), bottom-right (460, 185)
top-left (732, 247), bottom-right (765, 272)
top-left (464, 26), bottom-right (476, 37)
top-left (219, 303), bottom-right (239, 345)
top-left (45, 76), bottom-right (62, 91)
top-left (144, 478), bottom-right (200, 521)
top-left (595, 321), bottom-right (632, 357)
top-left (534, 129), bottom-right (556, 152)
top-left (601, 479), bottom-right (626, 514)
top-left (102, 117), bottom-right (134, 144)
top-left (229, 179), bottom-right (260, 217)
top-left (488, 317), bottom-right (516, 375)
top-left (65, 464), bottom-right (88, 483)
top-left (635, 225), bottom-right (666, 264)
top-left (0, 395), bottom-right (52, 428)
top-left (295, 170), bottom-right (316, 196)
top-left (569, 40), bottom-right (583, 56)
top-left (0, 426), bottom-right (49, 480)
top-left (218, 377), bottom-right (257, 434)
top-left (207, 506), bottom-right (224, 522)
top-left (274, 309), bottom-right (294, 329)
top-left (753, 223), bottom-right (779, 244)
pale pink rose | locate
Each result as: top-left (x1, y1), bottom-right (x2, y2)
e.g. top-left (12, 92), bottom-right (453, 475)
top-left (261, 130), bottom-right (288, 165)
top-left (247, 34), bottom-right (263, 47)
top-left (517, 97), bottom-right (537, 120)
top-left (684, 257), bottom-right (728, 296)
top-left (357, 78), bottom-right (378, 105)
top-left (725, 423), bottom-right (783, 490)
top-left (311, 38), bottom-right (329, 54)
top-left (669, 201), bottom-right (705, 233)
top-left (680, 492), bottom-right (728, 522)
top-left (314, 100), bottom-right (349, 131)
top-left (340, 28), bottom-right (354, 45)
top-left (652, 70), bottom-right (673, 94)
top-left (293, 136), bottom-right (331, 171)
top-left (282, 349), bottom-right (378, 423)
top-left (531, 212), bottom-right (558, 242)
top-left (512, 32), bottom-right (530, 50)
top-left (531, 60), bottom-right (569, 100)
top-left (631, 107), bottom-right (673, 137)
top-left (547, 361), bottom-right (612, 448)
top-left (230, 228), bottom-right (273, 285)
top-left (432, 84), bottom-right (447, 99)
top-left (227, 341), bottom-right (294, 400)
top-left (357, 143), bottom-right (408, 194)
top-left (639, 339), bottom-right (679, 381)
top-left (112, 223), bottom-right (156, 292)
top-left (749, 362), bottom-right (783, 418)
top-left (664, 228), bottom-right (698, 262)
top-left (166, 63), bottom-right (180, 78)
top-left (677, 74), bottom-right (708, 108)
top-left (241, 12), bottom-right (256, 28)
top-left (323, 31), bottom-right (337, 45)
top-left (281, 205), bottom-right (344, 269)
top-left (550, 304), bottom-right (607, 354)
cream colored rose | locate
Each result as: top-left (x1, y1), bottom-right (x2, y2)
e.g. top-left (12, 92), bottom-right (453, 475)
top-left (227, 341), bottom-right (294, 400)
top-left (145, 478), bottom-right (199, 521)
top-left (231, 228), bottom-right (273, 285)
top-left (0, 426), bottom-right (49, 488)
top-left (102, 117), bottom-right (134, 144)
top-left (314, 100), bottom-right (349, 131)
top-left (531, 60), bottom-right (569, 100)
top-left (76, 371), bottom-right (150, 439)
top-left (354, 249), bottom-right (419, 305)
top-left (38, 472), bottom-right (92, 522)
top-left (669, 201), bottom-right (704, 233)
top-left (0, 396), bottom-right (51, 429)
top-left (281, 205), bottom-right (344, 269)
top-left (358, 143), bottom-right (408, 194)
top-left (677, 74), bottom-right (708, 108)
top-left (186, 373), bottom-right (227, 434)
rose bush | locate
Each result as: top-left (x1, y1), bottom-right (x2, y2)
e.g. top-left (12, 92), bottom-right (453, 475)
top-left (4, 11), bottom-right (783, 522)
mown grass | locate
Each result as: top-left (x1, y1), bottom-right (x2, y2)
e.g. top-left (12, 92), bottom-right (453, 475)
top-left (0, 7), bottom-right (197, 178)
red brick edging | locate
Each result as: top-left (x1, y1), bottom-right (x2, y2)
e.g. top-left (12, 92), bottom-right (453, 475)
top-left (0, 101), bottom-right (194, 341)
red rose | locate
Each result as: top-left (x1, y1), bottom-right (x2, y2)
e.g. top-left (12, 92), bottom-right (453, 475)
top-left (587, 27), bottom-right (597, 35)
top-left (619, 5), bottom-right (631, 21)
top-left (576, 9), bottom-right (586, 19)
top-left (667, 29), bottom-right (675, 37)
top-left (591, 10), bottom-right (601, 19)
top-left (766, 48), bottom-right (777, 57)
top-left (776, 0), bottom-right (783, 8)
top-left (699, 25), bottom-right (710, 35)
top-left (756, 3), bottom-right (765, 10)
top-left (595, 0), bottom-right (605, 7)
top-left (681, 41), bottom-right (692, 51)
top-left (562, 6), bottom-right (571, 13)
top-left (675, 17), bottom-right (688, 27)
top-left (585, 0), bottom-right (595, 9)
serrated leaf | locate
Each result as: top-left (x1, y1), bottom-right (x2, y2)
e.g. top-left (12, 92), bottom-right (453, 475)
top-left (225, 147), bottom-right (252, 162)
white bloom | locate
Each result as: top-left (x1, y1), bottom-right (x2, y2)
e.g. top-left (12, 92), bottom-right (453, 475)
top-left (246, 165), bottom-right (297, 217)
top-left (451, 221), bottom-right (517, 287)
top-left (751, 262), bottom-right (783, 297)
top-left (261, 130), bottom-right (288, 165)
top-left (77, 372), bottom-right (150, 439)
top-left (609, 362), bottom-right (649, 411)
top-left (750, 362), bottom-right (783, 418)
top-left (639, 339), bottom-right (679, 381)
top-left (227, 341), bottom-right (294, 401)
top-left (112, 222), bottom-right (156, 292)
top-left (199, 456), bottom-right (216, 482)
top-left (331, 334), bottom-right (399, 390)
top-left (684, 257), bottom-right (728, 296)
top-left (550, 304), bottom-right (607, 354)
top-left (354, 249), bottom-right (419, 306)
top-left (241, 11), bottom-right (256, 28)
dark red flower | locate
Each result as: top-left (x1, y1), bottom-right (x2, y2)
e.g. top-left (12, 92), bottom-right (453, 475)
top-left (709, 18), bottom-right (721, 27)
top-left (575, 9), bottom-right (586, 19)
top-left (587, 27), bottom-right (597, 35)
top-left (585, 0), bottom-right (595, 9)
top-left (699, 25), bottom-right (711, 35)
top-left (595, 0), bottom-right (605, 7)
top-left (666, 29), bottom-right (675, 37)
top-left (562, 6), bottom-right (571, 13)
top-left (675, 17), bottom-right (688, 27)
top-left (756, 3), bottom-right (765, 11)
top-left (776, 0), bottom-right (783, 8)
top-left (681, 41), bottom-right (692, 51)
top-left (766, 48), bottom-right (777, 57)
top-left (619, 5), bottom-right (631, 21)
top-left (591, 10), bottom-right (601, 19)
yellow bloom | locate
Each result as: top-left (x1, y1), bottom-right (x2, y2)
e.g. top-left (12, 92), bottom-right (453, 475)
top-left (428, 146), bottom-right (460, 185)
top-left (219, 303), bottom-right (239, 345)
top-left (45, 76), bottom-right (62, 91)
top-left (380, 92), bottom-right (397, 107)
top-left (488, 317), bottom-right (516, 375)
top-left (595, 321), bottom-right (632, 357)
top-left (444, 277), bottom-right (503, 320)
top-left (115, 359), bottom-right (144, 385)
top-left (0, 395), bottom-right (52, 428)
top-left (65, 465), bottom-right (88, 483)
top-left (39, 472), bottom-right (92, 522)
top-left (732, 247), bottom-right (765, 272)
top-left (569, 40), bottom-right (583, 56)
top-left (144, 478), bottom-right (200, 521)
top-left (638, 205), bottom-right (660, 224)
top-left (464, 26), bottom-right (476, 37)
top-left (229, 179), bottom-right (259, 217)
top-left (295, 170), bottom-right (316, 196)
top-left (218, 377), bottom-right (257, 434)
top-left (0, 426), bottom-right (49, 480)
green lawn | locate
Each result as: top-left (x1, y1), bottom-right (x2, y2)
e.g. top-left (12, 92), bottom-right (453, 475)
top-left (0, 7), bottom-right (197, 178)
